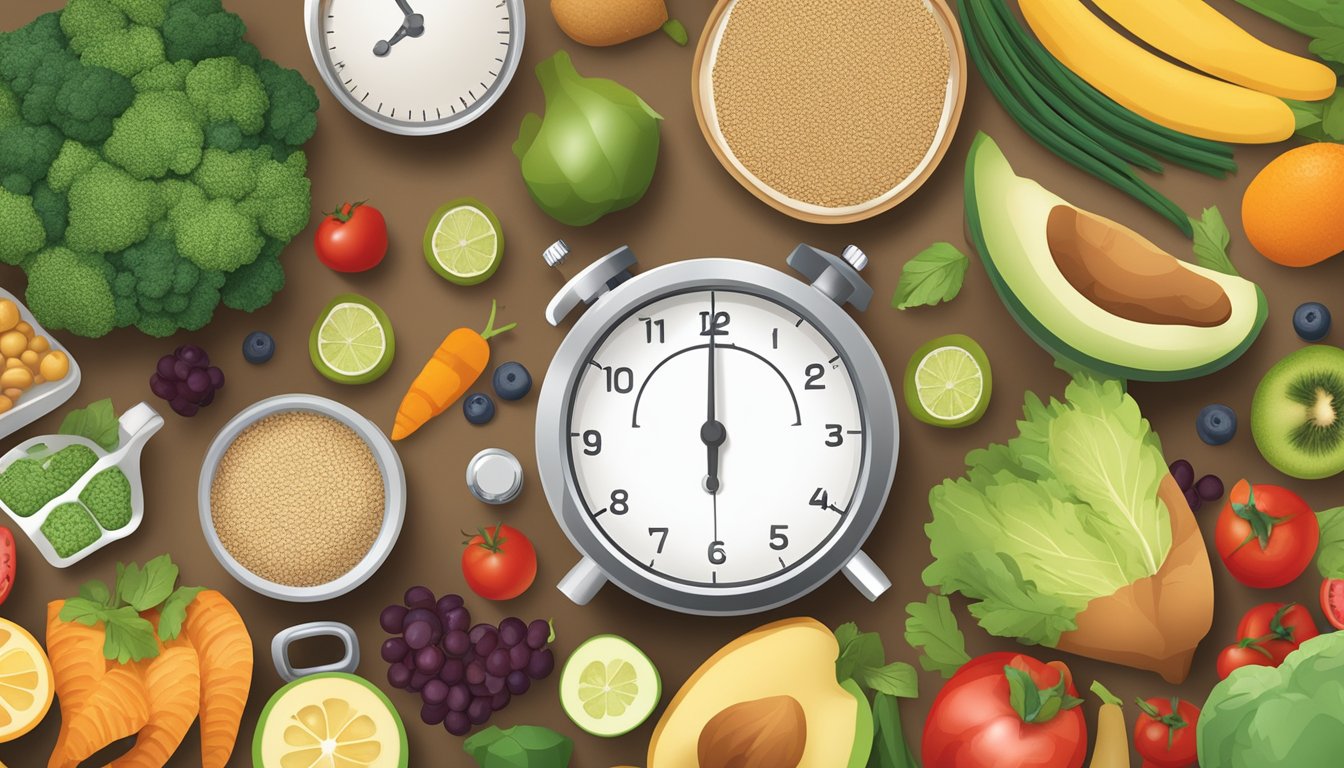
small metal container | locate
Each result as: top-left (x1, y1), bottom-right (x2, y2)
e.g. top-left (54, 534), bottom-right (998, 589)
top-left (466, 448), bottom-right (523, 505)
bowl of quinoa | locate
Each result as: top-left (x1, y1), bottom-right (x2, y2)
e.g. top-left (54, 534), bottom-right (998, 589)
top-left (198, 394), bottom-right (405, 602)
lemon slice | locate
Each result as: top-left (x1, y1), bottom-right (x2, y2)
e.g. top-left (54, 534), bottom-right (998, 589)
top-left (254, 673), bottom-right (407, 768)
top-left (0, 617), bottom-right (54, 743)
top-left (309, 294), bottom-right (395, 385)
top-left (903, 334), bottom-right (992, 428)
top-left (423, 199), bottom-right (504, 286)
top-left (560, 634), bottom-right (660, 737)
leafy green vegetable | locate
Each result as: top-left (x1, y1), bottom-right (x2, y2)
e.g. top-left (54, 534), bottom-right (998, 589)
top-left (834, 622), bottom-right (918, 698)
top-left (905, 594), bottom-right (970, 678)
top-left (463, 725), bottom-right (573, 768)
top-left (58, 398), bottom-right (120, 451)
top-left (1235, 2), bottom-right (1344, 70)
top-left (513, 51), bottom-right (661, 227)
top-left (1197, 632), bottom-right (1344, 766)
top-left (867, 692), bottom-right (918, 768)
top-left (923, 372), bottom-right (1172, 646)
top-left (892, 243), bottom-right (969, 309)
top-left (1316, 507), bottom-right (1344, 578)
top-left (1191, 207), bottom-right (1238, 277)
top-left (58, 555), bottom-right (203, 662)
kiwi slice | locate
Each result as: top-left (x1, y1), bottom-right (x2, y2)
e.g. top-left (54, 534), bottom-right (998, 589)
top-left (1251, 345), bottom-right (1344, 479)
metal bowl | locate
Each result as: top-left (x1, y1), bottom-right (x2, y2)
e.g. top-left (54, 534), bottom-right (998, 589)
top-left (198, 394), bottom-right (405, 602)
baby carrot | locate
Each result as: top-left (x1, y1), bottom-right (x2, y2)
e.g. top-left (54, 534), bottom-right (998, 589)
top-left (392, 300), bottom-right (516, 440)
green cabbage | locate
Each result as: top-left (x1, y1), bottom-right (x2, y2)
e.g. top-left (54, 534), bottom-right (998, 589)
top-left (1198, 632), bottom-right (1344, 767)
top-left (922, 372), bottom-right (1172, 646)
top-left (512, 51), bottom-right (661, 226)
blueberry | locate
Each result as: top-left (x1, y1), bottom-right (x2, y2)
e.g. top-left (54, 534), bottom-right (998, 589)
top-left (1293, 302), bottom-right (1331, 342)
top-left (463, 393), bottom-right (495, 425)
top-left (1196, 404), bottom-right (1237, 446)
top-left (492, 362), bottom-right (532, 401)
top-left (243, 331), bottom-right (275, 364)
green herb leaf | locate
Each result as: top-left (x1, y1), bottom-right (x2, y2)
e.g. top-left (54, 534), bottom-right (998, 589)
top-left (101, 606), bottom-right (159, 664)
top-left (1191, 207), bottom-right (1238, 276)
top-left (156, 586), bottom-right (205, 641)
top-left (463, 724), bottom-right (573, 768)
top-left (58, 398), bottom-right (119, 451)
top-left (891, 242), bottom-right (969, 310)
top-left (1286, 97), bottom-right (1326, 131)
top-left (59, 597), bottom-right (109, 627)
top-left (836, 629), bottom-right (885, 683)
top-left (118, 554), bottom-right (179, 611)
top-left (1317, 507), bottom-right (1344, 579)
top-left (905, 593), bottom-right (970, 678)
top-left (77, 578), bottom-right (112, 607)
top-left (859, 661), bottom-right (919, 699)
top-left (868, 692), bottom-right (918, 768)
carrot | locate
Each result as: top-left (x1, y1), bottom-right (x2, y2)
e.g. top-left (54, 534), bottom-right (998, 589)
top-left (61, 666), bottom-right (150, 766)
top-left (45, 601), bottom-right (109, 768)
top-left (392, 300), bottom-right (516, 440)
top-left (109, 645), bottom-right (201, 768)
top-left (174, 589), bottom-right (253, 768)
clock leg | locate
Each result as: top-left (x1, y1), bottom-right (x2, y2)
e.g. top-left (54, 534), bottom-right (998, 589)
top-left (842, 551), bottom-right (891, 601)
top-left (558, 556), bottom-right (608, 605)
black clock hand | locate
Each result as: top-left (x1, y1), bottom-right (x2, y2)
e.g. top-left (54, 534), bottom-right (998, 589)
top-left (395, 0), bottom-right (416, 16)
top-left (373, 25), bottom-right (410, 56)
top-left (702, 294), bottom-right (726, 494)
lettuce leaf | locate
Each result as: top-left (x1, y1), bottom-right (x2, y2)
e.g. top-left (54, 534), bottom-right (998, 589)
top-left (923, 373), bottom-right (1172, 647)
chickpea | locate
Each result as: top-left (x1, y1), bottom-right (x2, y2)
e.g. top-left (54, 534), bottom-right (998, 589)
top-left (20, 350), bottom-right (39, 370)
top-left (0, 331), bottom-right (26, 358)
top-left (0, 301), bottom-right (17, 333)
top-left (32, 375), bottom-right (43, 386)
top-left (14, 322), bottom-right (31, 336)
top-left (0, 395), bottom-right (10, 414)
top-left (4, 358), bottom-right (22, 370)
top-left (1, 367), bottom-right (33, 389)
top-left (40, 351), bottom-right (69, 382)
top-left (2, 388), bottom-right (20, 401)
top-left (27, 336), bottom-right (49, 354)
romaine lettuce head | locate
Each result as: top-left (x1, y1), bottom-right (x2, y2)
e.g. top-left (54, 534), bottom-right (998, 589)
top-left (1198, 632), bottom-right (1344, 768)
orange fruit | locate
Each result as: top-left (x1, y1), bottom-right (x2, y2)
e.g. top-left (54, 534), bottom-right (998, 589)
top-left (1242, 142), bottom-right (1344, 267)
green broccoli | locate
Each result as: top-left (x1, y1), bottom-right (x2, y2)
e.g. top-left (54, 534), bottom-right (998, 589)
top-left (80, 466), bottom-right (132, 530)
top-left (46, 444), bottom-right (100, 489)
top-left (41, 502), bottom-right (101, 557)
top-left (0, 0), bottom-right (316, 338)
top-left (0, 458), bottom-right (60, 517)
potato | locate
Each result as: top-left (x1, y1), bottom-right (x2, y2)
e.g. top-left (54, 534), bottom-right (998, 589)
top-left (1, 367), bottom-right (33, 389)
top-left (0, 331), bottom-right (26, 358)
top-left (27, 336), bottom-right (49, 353)
top-left (40, 351), bottom-right (69, 381)
top-left (0, 301), bottom-right (17, 333)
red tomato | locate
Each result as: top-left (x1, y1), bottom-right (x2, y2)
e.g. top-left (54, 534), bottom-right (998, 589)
top-left (1323, 578), bottom-right (1344, 631)
top-left (922, 652), bottom-right (1087, 768)
top-left (1134, 697), bottom-right (1199, 768)
top-left (1215, 480), bottom-right (1319, 588)
top-left (461, 525), bottom-right (536, 601)
top-left (1216, 643), bottom-right (1276, 679)
top-left (0, 527), bottom-right (13, 606)
top-left (1236, 602), bottom-right (1319, 662)
top-left (314, 201), bottom-right (388, 272)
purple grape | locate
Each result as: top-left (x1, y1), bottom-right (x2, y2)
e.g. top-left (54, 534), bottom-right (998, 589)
top-left (447, 684), bottom-right (470, 712)
top-left (1183, 486), bottom-right (1203, 513)
top-left (445, 711), bottom-right (470, 736)
top-left (381, 638), bottom-right (409, 663)
top-left (484, 674), bottom-right (505, 695)
top-left (527, 649), bottom-right (555, 680)
top-left (499, 617), bottom-right (526, 647)
top-left (405, 585), bottom-right (435, 609)
top-left (445, 607), bottom-right (471, 632)
top-left (149, 374), bottom-right (175, 400)
top-left (207, 366), bottom-right (224, 389)
top-left (475, 631), bottom-right (499, 657)
top-left (439, 657), bottom-right (464, 684)
top-left (443, 630), bottom-right (470, 657)
top-left (387, 664), bottom-right (412, 689)
top-left (405, 621), bottom-right (432, 650)
top-left (509, 644), bottom-right (530, 671)
top-left (409, 670), bottom-right (432, 692)
top-left (380, 605), bottom-right (408, 634)
top-left (415, 646), bottom-right (445, 674)
top-left (490, 690), bottom-right (511, 711)
top-left (467, 698), bottom-right (491, 725)
top-left (156, 355), bottom-right (178, 381)
top-left (1169, 459), bottom-right (1195, 492)
top-left (437, 594), bottom-right (465, 613)
top-left (422, 679), bottom-right (449, 705)
top-left (198, 388), bottom-right (215, 407)
top-left (1196, 474), bottom-right (1225, 502)
top-left (177, 344), bottom-right (207, 366)
top-left (401, 655), bottom-right (416, 670)
top-left (170, 398), bottom-right (199, 418)
top-left (172, 359), bottom-right (192, 381)
top-left (506, 670), bottom-right (530, 695)
top-left (405, 608), bottom-right (440, 630)
top-left (465, 661), bottom-right (486, 685)
top-left (185, 368), bottom-right (210, 394)
top-left (486, 649), bottom-right (510, 678)
top-left (421, 701), bottom-right (449, 725)
top-left (525, 620), bottom-right (550, 650)
top-left (468, 624), bottom-right (494, 644)
top-left (468, 682), bottom-right (491, 698)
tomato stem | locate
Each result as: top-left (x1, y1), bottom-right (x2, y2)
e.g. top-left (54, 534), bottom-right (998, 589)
top-left (323, 201), bottom-right (367, 223)
top-left (1229, 484), bottom-right (1295, 554)
top-left (462, 524), bottom-right (507, 553)
top-left (1136, 697), bottom-right (1189, 752)
top-left (1004, 665), bottom-right (1082, 724)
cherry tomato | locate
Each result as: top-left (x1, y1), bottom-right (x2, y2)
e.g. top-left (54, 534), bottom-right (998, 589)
top-left (461, 524), bottom-right (536, 601)
top-left (314, 201), bottom-right (388, 273)
top-left (1134, 696), bottom-right (1199, 768)
top-left (1215, 480), bottom-right (1319, 588)
top-left (922, 652), bottom-right (1087, 768)
top-left (1236, 601), bottom-right (1319, 662)
top-left (1217, 642), bottom-right (1276, 679)
top-left (1322, 578), bottom-right (1344, 631)
top-left (0, 527), bottom-right (13, 606)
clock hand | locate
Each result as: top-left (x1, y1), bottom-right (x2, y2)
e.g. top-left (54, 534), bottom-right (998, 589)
top-left (395, 0), bottom-right (416, 16)
top-left (373, 25), bottom-right (410, 57)
top-left (702, 293), bottom-right (726, 494)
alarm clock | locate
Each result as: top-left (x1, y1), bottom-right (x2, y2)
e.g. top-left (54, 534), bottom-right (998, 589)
top-left (303, 0), bottom-right (525, 136)
top-left (535, 243), bottom-right (898, 615)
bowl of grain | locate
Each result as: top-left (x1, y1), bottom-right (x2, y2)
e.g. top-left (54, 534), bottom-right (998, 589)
top-left (198, 394), bottom-right (406, 602)
top-left (693, 0), bottom-right (967, 224)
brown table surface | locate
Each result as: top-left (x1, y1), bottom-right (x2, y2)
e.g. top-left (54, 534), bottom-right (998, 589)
top-left (4, 1), bottom-right (1344, 765)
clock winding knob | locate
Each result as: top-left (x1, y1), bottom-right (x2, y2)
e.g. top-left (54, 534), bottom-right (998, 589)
top-left (543, 240), bottom-right (570, 268)
top-left (841, 244), bottom-right (868, 272)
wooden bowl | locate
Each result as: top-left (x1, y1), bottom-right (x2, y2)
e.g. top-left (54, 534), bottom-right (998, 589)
top-left (691, 0), bottom-right (968, 224)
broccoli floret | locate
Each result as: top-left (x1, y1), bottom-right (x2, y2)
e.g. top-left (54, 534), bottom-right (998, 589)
top-left (0, 124), bottom-right (63, 189)
top-left (131, 58), bottom-right (191, 93)
top-left (46, 138), bottom-right (99, 192)
top-left (175, 196), bottom-right (262, 271)
top-left (80, 466), bottom-right (132, 530)
top-left (50, 64), bottom-right (135, 144)
top-left (0, 187), bottom-right (46, 264)
top-left (0, 82), bottom-right (20, 128)
top-left (108, 233), bottom-right (224, 335)
top-left (192, 146), bottom-right (258, 200)
top-left (221, 235), bottom-right (283, 311)
top-left (46, 444), bottom-right (100, 489)
top-left (30, 181), bottom-right (68, 243)
top-left (59, 0), bottom-right (126, 55)
top-left (24, 246), bottom-right (117, 337)
top-left (64, 162), bottom-right (161, 254)
top-left (103, 91), bottom-right (203, 179)
top-left (184, 56), bottom-right (266, 135)
top-left (0, 458), bottom-right (59, 518)
top-left (255, 60), bottom-right (317, 154)
top-left (40, 502), bottom-right (101, 558)
top-left (111, 0), bottom-right (170, 28)
top-left (160, 0), bottom-right (245, 63)
top-left (62, 1), bottom-right (166, 78)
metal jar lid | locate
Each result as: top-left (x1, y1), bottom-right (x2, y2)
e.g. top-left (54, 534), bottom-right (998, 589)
top-left (466, 448), bottom-right (524, 505)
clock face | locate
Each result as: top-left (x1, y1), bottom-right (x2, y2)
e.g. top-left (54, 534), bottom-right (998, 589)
top-left (566, 289), bottom-right (865, 590)
top-left (314, 0), bottom-right (520, 133)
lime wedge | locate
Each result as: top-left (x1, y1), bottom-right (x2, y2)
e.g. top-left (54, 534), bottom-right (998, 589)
top-left (904, 334), bottom-right (991, 428)
top-left (423, 198), bottom-right (503, 286)
top-left (560, 634), bottom-right (660, 737)
top-left (309, 294), bottom-right (395, 385)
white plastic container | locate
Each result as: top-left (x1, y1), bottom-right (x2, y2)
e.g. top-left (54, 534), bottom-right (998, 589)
top-left (0, 287), bottom-right (81, 442)
top-left (0, 402), bottom-right (163, 567)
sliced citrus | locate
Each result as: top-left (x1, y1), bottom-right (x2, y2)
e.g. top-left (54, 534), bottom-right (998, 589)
top-left (560, 634), bottom-right (660, 737)
top-left (254, 673), bottom-right (407, 768)
top-left (903, 334), bottom-right (992, 428)
top-left (0, 617), bottom-right (54, 743)
top-left (309, 294), bottom-right (395, 385)
top-left (423, 198), bottom-right (504, 286)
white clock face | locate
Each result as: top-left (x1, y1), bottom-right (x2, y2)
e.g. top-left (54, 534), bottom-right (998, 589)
top-left (566, 289), bottom-right (865, 590)
top-left (317, 0), bottom-right (517, 130)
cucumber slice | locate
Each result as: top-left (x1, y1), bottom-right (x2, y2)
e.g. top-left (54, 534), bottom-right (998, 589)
top-left (559, 634), bottom-right (661, 737)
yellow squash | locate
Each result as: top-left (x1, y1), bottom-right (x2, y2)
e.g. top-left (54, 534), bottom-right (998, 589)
top-left (1092, 0), bottom-right (1335, 101)
top-left (1020, 0), bottom-right (1295, 143)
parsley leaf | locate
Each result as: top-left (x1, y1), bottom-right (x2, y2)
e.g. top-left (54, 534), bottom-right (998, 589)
top-left (905, 593), bottom-right (971, 678)
top-left (833, 622), bottom-right (917, 699)
top-left (891, 243), bottom-right (969, 310)
top-left (59, 597), bottom-right (110, 627)
top-left (77, 578), bottom-right (112, 607)
top-left (101, 606), bottom-right (159, 665)
top-left (58, 398), bottom-right (119, 451)
top-left (157, 586), bottom-right (205, 641)
top-left (1191, 207), bottom-right (1238, 277)
top-left (118, 554), bottom-right (179, 611)
top-left (858, 661), bottom-right (919, 698)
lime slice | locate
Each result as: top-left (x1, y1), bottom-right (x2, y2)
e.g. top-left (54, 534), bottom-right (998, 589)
top-left (309, 294), bottom-right (395, 385)
top-left (253, 672), bottom-right (407, 768)
top-left (423, 198), bottom-right (503, 286)
top-left (560, 634), bottom-right (660, 737)
top-left (903, 334), bottom-right (992, 428)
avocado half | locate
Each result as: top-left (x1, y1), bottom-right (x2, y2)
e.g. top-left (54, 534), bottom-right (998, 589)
top-left (965, 133), bottom-right (1266, 382)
